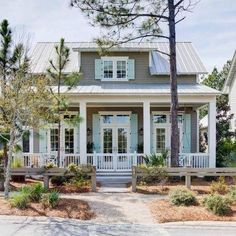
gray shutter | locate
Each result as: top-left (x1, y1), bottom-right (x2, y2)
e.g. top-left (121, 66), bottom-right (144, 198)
top-left (95, 59), bottom-right (103, 80)
top-left (182, 114), bottom-right (191, 153)
top-left (130, 113), bottom-right (138, 152)
top-left (39, 128), bottom-right (48, 153)
top-left (127, 59), bottom-right (135, 80)
top-left (92, 114), bottom-right (101, 152)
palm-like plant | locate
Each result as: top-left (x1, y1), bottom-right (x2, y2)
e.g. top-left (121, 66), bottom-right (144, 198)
top-left (143, 150), bottom-right (169, 167)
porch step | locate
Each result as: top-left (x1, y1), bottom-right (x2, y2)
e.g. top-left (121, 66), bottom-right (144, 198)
top-left (97, 176), bottom-right (132, 185)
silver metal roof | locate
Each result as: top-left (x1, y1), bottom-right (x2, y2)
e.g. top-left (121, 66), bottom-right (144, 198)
top-left (30, 42), bottom-right (207, 75)
top-left (50, 83), bottom-right (220, 95)
top-left (223, 50), bottom-right (236, 93)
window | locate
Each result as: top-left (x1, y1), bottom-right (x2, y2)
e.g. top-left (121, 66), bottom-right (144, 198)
top-left (169, 114), bottom-right (183, 123)
top-left (102, 57), bottom-right (127, 80)
top-left (153, 115), bottom-right (167, 124)
top-left (156, 128), bottom-right (166, 153)
top-left (50, 129), bottom-right (59, 151)
top-left (22, 131), bottom-right (30, 153)
top-left (64, 128), bottom-right (74, 154)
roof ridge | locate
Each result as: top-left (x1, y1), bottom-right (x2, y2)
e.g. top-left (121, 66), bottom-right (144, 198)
top-left (35, 41), bottom-right (193, 44)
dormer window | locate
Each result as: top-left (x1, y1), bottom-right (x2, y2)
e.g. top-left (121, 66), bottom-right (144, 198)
top-left (102, 57), bottom-right (128, 81)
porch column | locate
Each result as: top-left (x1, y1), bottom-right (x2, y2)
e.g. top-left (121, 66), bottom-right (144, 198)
top-left (80, 101), bottom-right (87, 164)
top-left (208, 99), bottom-right (216, 167)
top-left (143, 101), bottom-right (151, 154)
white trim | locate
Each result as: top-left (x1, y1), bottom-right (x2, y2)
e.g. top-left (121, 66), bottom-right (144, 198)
top-left (143, 101), bottom-right (151, 154)
top-left (78, 51), bottom-right (81, 71)
top-left (101, 57), bottom-right (129, 81)
top-left (99, 111), bottom-right (131, 115)
top-left (79, 101), bottom-right (87, 164)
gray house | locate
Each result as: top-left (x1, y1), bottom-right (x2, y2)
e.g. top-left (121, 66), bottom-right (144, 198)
top-left (20, 42), bottom-right (219, 172)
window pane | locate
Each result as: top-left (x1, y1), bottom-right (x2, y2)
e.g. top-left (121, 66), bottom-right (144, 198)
top-left (22, 132), bottom-right (30, 153)
top-left (153, 115), bottom-right (167, 123)
top-left (102, 115), bottom-right (114, 124)
top-left (50, 129), bottom-right (59, 152)
top-left (65, 128), bottom-right (74, 154)
top-left (169, 114), bottom-right (183, 123)
top-left (118, 128), bottom-right (128, 153)
top-left (103, 128), bottom-right (113, 153)
top-left (156, 128), bottom-right (166, 153)
top-left (116, 115), bottom-right (129, 124)
top-left (117, 61), bottom-right (126, 79)
top-left (104, 61), bottom-right (113, 79)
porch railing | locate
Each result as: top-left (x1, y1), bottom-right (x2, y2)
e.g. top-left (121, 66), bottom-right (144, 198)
top-left (13, 152), bottom-right (209, 169)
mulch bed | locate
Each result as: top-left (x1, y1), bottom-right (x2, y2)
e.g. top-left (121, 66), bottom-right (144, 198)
top-left (10, 178), bottom-right (93, 193)
top-left (0, 197), bottom-right (95, 220)
top-left (150, 199), bottom-right (236, 223)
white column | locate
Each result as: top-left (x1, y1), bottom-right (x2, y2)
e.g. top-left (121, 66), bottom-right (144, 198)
top-left (143, 101), bottom-right (151, 155)
top-left (208, 99), bottom-right (216, 167)
top-left (196, 109), bottom-right (200, 152)
top-left (80, 101), bottom-right (87, 164)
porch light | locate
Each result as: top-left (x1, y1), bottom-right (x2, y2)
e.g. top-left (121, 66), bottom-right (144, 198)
top-left (139, 128), bottom-right (143, 136)
top-left (87, 128), bottom-right (92, 136)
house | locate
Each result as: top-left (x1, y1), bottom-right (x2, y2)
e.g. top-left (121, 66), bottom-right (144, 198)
top-left (19, 42), bottom-right (219, 172)
top-left (223, 50), bottom-right (236, 134)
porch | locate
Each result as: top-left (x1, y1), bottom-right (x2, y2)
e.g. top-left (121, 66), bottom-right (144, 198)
top-left (15, 85), bottom-right (217, 172)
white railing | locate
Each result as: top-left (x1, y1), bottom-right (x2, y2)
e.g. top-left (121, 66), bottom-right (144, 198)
top-left (179, 153), bottom-right (209, 168)
top-left (12, 152), bottom-right (209, 169)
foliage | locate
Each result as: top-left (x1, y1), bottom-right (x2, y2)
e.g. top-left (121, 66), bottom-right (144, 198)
top-left (169, 188), bottom-right (197, 206)
top-left (210, 176), bottom-right (229, 194)
top-left (41, 191), bottom-right (59, 208)
top-left (29, 183), bottom-right (45, 202)
top-left (226, 187), bottom-right (236, 204)
top-left (51, 176), bottom-right (69, 186)
top-left (9, 193), bottom-right (29, 209)
top-left (143, 151), bottom-right (168, 167)
top-left (203, 194), bottom-right (231, 216)
top-left (87, 142), bottom-right (94, 153)
top-left (137, 166), bottom-right (168, 184)
top-left (200, 61), bottom-right (234, 167)
top-left (11, 157), bottom-right (23, 168)
top-left (44, 162), bottom-right (56, 169)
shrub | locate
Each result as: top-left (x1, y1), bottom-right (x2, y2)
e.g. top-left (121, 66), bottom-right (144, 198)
top-left (11, 157), bottom-right (23, 168)
top-left (169, 188), bottom-right (197, 206)
top-left (9, 193), bottom-right (29, 209)
top-left (41, 191), bottom-right (59, 208)
top-left (30, 183), bottom-right (45, 202)
top-left (203, 194), bottom-right (231, 216)
top-left (44, 162), bottom-right (56, 169)
top-left (19, 185), bottom-right (32, 195)
top-left (143, 150), bottom-right (168, 167)
top-left (226, 187), bottom-right (236, 204)
top-left (210, 176), bottom-right (229, 194)
top-left (51, 176), bottom-right (69, 186)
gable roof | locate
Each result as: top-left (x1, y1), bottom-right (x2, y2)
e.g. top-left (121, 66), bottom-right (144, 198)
top-left (223, 50), bottom-right (236, 93)
top-left (30, 42), bottom-right (207, 75)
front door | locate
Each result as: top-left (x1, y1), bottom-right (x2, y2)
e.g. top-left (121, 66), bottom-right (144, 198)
top-left (98, 113), bottom-right (130, 171)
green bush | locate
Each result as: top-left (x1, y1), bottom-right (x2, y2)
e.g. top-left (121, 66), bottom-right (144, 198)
top-left (29, 183), bottom-right (45, 202)
top-left (203, 194), bottom-right (231, 216)
top-left (9, 193), bottom-right (29, 209)
top-left (143, 150), bottom-right (168, 167)
top-left (210, 176), bottom-right (229, 194)
top-left (19, 185), bottom-right (32, 195)
top-left (226, 187), bottom-right (236, 204)
top-left (169, 188), bottom-right (197, 206)
top-left (11, 157), bottom-right (23, 168)
top-left (41, 191), bottom-right (59, 208)
top-left (44, 162), bottom-right (56, 169)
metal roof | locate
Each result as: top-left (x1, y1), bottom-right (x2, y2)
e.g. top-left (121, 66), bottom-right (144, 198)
top-left (223, 50), bottom-right (236, 93)
top-left (50, 83), bottom-right (220, 95)
top-left (30, 42), bottom-right (207, 75)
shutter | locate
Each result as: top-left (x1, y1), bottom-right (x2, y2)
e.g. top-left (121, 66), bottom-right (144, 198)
top-left (150, 115), bottom-right (154, 153)
top-left (92, 114), bottom-right (100, 152)
top-left (39, 128), bottom-right (48, 153)
top-left (76, 125), bottom-right (80, 153)
top-left (95, 59), bottom-right (103, 80)
top-left (130, 113), bottom-right (138, 152)
top-left (182, 114), bottom-right (191, 153)
top-left (127, 59), bottom-right (135, 80)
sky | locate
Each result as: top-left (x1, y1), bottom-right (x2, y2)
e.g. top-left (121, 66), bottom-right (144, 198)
top-left (0, 0), bottom-right (235, 72)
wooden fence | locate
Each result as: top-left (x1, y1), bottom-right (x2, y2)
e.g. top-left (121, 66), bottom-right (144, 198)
top-left (132, 166), bottom-right (236, 192)
top-left (10, 166), bottom-right (97, 192)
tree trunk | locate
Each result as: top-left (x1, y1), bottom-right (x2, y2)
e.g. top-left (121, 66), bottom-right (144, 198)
top-left (4, 129), bottom-right (14, 199)
top-left (57, 119), bottom-right (61, 167)
top-left (168, 0), bottom-right (179, 167)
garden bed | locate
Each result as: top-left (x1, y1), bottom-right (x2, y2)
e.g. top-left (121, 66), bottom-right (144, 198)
top-left (0, 197), bottom-right (95, 220)
top-left (150, 199), bottom-right (236, 223)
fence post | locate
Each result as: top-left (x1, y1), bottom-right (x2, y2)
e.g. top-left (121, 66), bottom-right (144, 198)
top-left (91, 166), bottom-right (96, 192)
top-left (185, 165), bottom-right (191, 189)
top-left (132, 166), bottom-right (137, 192)
top-left (43, 174), bottom-right (49, 189)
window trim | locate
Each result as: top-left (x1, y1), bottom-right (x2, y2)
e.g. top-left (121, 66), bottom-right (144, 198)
top-left (101, 57), bottom-right (129, 81)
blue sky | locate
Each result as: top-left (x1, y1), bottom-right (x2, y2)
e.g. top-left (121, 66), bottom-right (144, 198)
top-left (0, 0), bottom-right (235, 72)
